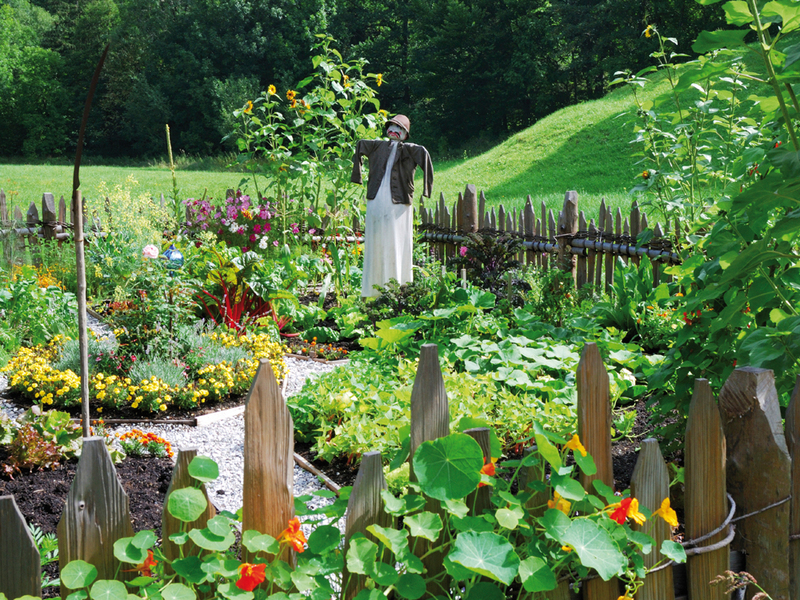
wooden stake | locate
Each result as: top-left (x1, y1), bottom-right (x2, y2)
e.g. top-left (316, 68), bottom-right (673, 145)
top-left (0, 495), bottom-right (41, 599)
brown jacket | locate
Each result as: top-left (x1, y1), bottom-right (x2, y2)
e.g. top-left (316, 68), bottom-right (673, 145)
top-left (351, 139), bottom-right (433, 205)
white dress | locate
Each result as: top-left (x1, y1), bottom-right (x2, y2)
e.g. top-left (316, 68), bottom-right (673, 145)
top-left (361, 141), bottom-right (414, 297)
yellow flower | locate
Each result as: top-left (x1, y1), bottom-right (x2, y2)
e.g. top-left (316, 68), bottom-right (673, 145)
top-left (547, 491), bottom-right (571, 515)
top-left (343, 74), bottom-right (350, 87)
top-left (652, 498), bottom-right (678, 528)
top-left (376, 73), bottom-right (383, 87)
top-left (97, 407), bottom-right (103, 413)
top-left (286, 89), bottom-right (297, 101)
top-left (268, 84), bottom-right (276, 96)
top-left (561, 545), bottom-right (573, 553)
top-left (565, 433), bottom-right (587, 457)
top-left (159, 404), bottom-right (167, 411)
top-left (618, 596), bottom-right (634, 600)
top-left (244, 100), bottom-right (253, 114)
top-left (644, 25), bottom-right (653, 38)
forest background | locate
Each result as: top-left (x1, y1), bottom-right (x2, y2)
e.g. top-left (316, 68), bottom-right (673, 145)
top-left (0, 0), bottom-right (725, 160)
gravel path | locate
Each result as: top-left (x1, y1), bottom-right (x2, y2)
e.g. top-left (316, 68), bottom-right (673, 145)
top-left (0, 321), bottom-right (343, 516)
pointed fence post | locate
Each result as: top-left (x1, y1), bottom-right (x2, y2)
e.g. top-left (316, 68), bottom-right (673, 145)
top-left (576, 343), bottom-right (616, 600)
top-left (719, 367), bottom-right (791, 600)
top-left (685, 379), bottom-right (728, 600)
top-left (58, 437), bottom-right (135, 599)
top-left (409, 344), bottom-right (449, 596)
top-left (465, 428), bottom-right (492, 516)
top-left (242, 359), bottom-right (295, 564)
top-left (342, 451), bottom-right (391, 600)
top-left (785, 375), bottom-right (800, 599)
top-left (0, 495), bottom-right (41, 599)
top-left (162, 448), bottom-right (216, 570)
top-left (630, 439), bottom-right (674, 599)
top-left (557, 191), bottom-right (578, 280)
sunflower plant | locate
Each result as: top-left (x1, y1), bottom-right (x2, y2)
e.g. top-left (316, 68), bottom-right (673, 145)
top-left (56, 431), bottom-right (683, 600)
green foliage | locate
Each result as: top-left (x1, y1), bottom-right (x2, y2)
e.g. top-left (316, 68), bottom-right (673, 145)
top-left (449, 233), bottom-right (529, 306)
top-left (2, 408), bottom-right (81, 477)
top-left (28, 523), bottom-right (59, 588)
top-left (128, 356), bottom-right (188, 389)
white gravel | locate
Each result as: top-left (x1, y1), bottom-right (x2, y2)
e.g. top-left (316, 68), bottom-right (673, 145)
top-left (0, 347), bottom-right (344, 517)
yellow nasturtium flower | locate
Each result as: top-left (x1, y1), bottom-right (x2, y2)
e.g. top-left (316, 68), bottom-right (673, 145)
top-left (652, 498), bottom-right (679, 528)
top-left (565, 433), bottom-right (587, 457)
top-left (548, 491), bottom-right (571, 515)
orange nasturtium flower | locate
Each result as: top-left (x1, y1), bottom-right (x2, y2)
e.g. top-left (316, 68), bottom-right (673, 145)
top-left (236, 562), bottom-right (267, 591)
top-left (478, 460), bottom-right (496, 487)
top-left (608, 497), bottom-right (646, 526)
top-left (268, 84), bottom-right (276, 96)
top-left (124, 549), bottom-right (158, 577)
top-left (652, 498), bottom-right (679, 528)
top-left (548, 491), bottom-right (571, 515)
top-left (244, 100), bottom-right (253, 114)
top-left (279, 517), bottom-right (307, 552)
top-left (565, 434), bottom-right (587, 457)
top-left (376, 73), bottom-right (383, 87)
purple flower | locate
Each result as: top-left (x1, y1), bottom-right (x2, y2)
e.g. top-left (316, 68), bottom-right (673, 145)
top-left (308, 228), bottom-right (316, 235)
top-left (291, 223), bottom-right (300, 234)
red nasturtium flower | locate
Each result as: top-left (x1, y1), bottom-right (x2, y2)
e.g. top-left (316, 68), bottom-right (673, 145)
top-left (124, 549), bottom-right (158, 577)
top-left (608, 497), bottom-right (646, 526)
top-left (279, 517), bottom-right (307, 552)
top-left (236, 562), bottom-right (267, 591)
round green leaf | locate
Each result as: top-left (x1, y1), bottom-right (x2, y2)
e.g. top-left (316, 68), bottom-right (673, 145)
top-left (131, 530), bottom-right (156, 550)
top-left (172, 556), bottom-right (207, 584)
top-left (561, 520), bottom-right (626, 581)
top-left (168, 487), bottom-right (209, 522)
top-left (367, 524), bottom-right (409, 555)
top-left (404, 512), bottom-right (443, 541)
top-left (368, 561), bottom-right (399, 587)
top-left (113, 538), bottom-right (146, 564)
top-left (449, 532), bottom-right (520, 586)
top-left (242, 530), bottom-right (279, 555)
top-left (89, 580), bottom-right (127, 600)
top-left (188, 527), bottom-right (236, 552)
top-left (207, 515), bottom-right (232, 537)
top-left (66, 591), bottom-right (88, 600)
top-left (188, 456), bottom-right (219, 483)
top-left (161, 583), bottom-right (197, 600)
top-left (395, 573), bottom-right (426, 600)
top-left (661, 540), bottom-right (687, 563)
top-left (346, 536), bottom-right (378, 575)
top-left (307, 524), bottom-right (341, 554)
top-left (412, 433), bottom-right (483, 501)
top-left (495, 507), bottom-right (520, 530)
top-left (169, 531), bottom-right (189, 545)
top-left (466, 582), bottom-right (504, 600)
top-left (61, 560), bottom-right (98, 589)
top-left (519, 556), bottom-right (557, 592)
top-left (218, 582), bottom-right (253, 600)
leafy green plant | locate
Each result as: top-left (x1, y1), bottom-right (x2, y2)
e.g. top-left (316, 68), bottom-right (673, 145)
top-left (128, 356), bottom-right (188, 389)
top-left (28, 523), bottom-right (59, 588)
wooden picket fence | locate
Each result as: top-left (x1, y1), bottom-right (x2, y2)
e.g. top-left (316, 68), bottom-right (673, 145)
top-left (2, 346), bottom-right (798, 599)
top-left (417, 186), bottom-right (681, 292)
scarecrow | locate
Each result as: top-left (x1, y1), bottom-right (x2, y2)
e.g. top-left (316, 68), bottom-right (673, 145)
top-left (351, 114), bottom-right (434, 297)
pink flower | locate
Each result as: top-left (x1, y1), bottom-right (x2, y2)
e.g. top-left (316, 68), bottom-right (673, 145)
top-left (237, 227), bottom-right (245, 235)
top-left (142, 245), bottom-right (159, 259)
top-left (263, 223), bottom-right (271, 233)
top-left (273, 240), bottom-right (279, 247)
top-left (291, 223), bottom-right (300, 234)
top-left (308, 228), bottom-right (316, 235)
top-left (253, 224), bottom-right (262, 234)
top-left (243, 246), bottom-right (250, 252)
top-left (459, 246), bottom-right (467, 257)
top-left (249, 234), bottom-right (257, 242)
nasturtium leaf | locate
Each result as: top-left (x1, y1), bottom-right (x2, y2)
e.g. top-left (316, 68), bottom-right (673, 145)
top-left (218, 583), bottom-right (253, 600)
top-left (352, 589), bottom-right (382, 600)
top-left (540, 508), bottom-right (571, 544)
top-left (172, 556), bottom-right (207, 584)
top-left (307, 525), bottom-right (341, 554)
top-left (168, 487), bottom-right (209, 522)
top-left (367, 524), bottom-right (409, 555)
top-left (61, 560), bottom-right (98, 589)
top-left (66, 592), bottom-right (88, 600)
top-left (161, 583), bottom-right (196, 600)
top-left (550, 472), bottom-right (585, 502)
top-left (561, 520), bottom-right (626, 581)
top-left (443, 498), bottom-right (469, 518)
top-left (495, 508), bottom-right (520, 530)
top-left (169, 531), bottom-right (189, 545)
top-left (290, 570), bottom-right (317, 592)
top-left (89, 580), bottom-right (128, 600)
top-left (573, 449), bottom-right (596, 476)
top-left (127, 577), bottom-right (154, 587)
top-left (449, 532), bottom-right (520, 586)
top-left (692, 29), bottom-right (750, 53)
top-left (346, 536), bottom-right (378, 575)
top-left (661, 540), bottom-right (687, 563)
top-left (368, 561), bottom-right (399, 586)
top-left (395, 573), bottom-right (426, 600)
top-left (380, 490), bottom-right (426, 516)
top-left (452, 516), bottom-right (495, 533)
top-left (532, 434), bottom-right (562, 470)
top-left (207, 515), bottom-right (232, 537)
top-left (412, 434), bottom-right (483, 501)
top-left (130, 530), bottom-right (156, 550)
top-left (188, 526), bottom-right (235, 552)
top-left (444, 554), bottom-right (474, 581)
top-left (466, 583), bottom-right (504, 600)
top-left (113, 538), bottom-right (146, 564)
top-left (592, 480), bottom-right (617, 504)
top-left (401, 552), bottom-right (424, 574)
top-left (519, 556), bottom-right (558, 592)
top-left (404, 511), bottom-right (443, 541)
top-left (242, 530), bottom-right (279, 555)
top-left (188, 456), bottom-right (219, 483)
top-left (626, 529), bottom-right (653, 555)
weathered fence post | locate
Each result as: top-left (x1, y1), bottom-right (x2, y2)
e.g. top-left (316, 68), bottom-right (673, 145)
top-left (162, 448), bottom-right (216, 570)
top-left (557, 191), bottom-right (578, 281)
top-left (26, 201), bottom-right (41, 265)
top-left (719, 367), bottom-right (790, 600)
top-left (576, 343), bottom-right (616, 600)
top-left (42, 192), bottom-right (57, 240)
top-left (785, 375), bottom-right (800, 599)
top-left (630, 439), bottom-right (674, 599)
top-left (685, 379), bottom-right (728, 600)
top-left (465, 427), bottom-right (492, 516)
top-left (0, 495), bottom-right (41, 599)
top-left (342, 451), bottom-right (391, 600)
top-left (58, 437), bottom-right (135, 599)
top-left (462, 184), bottom-right (478, 234)
top-left (409, 343), bottom-right (450, 595)
top-left (242, 359), bottom-right (295, 564)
